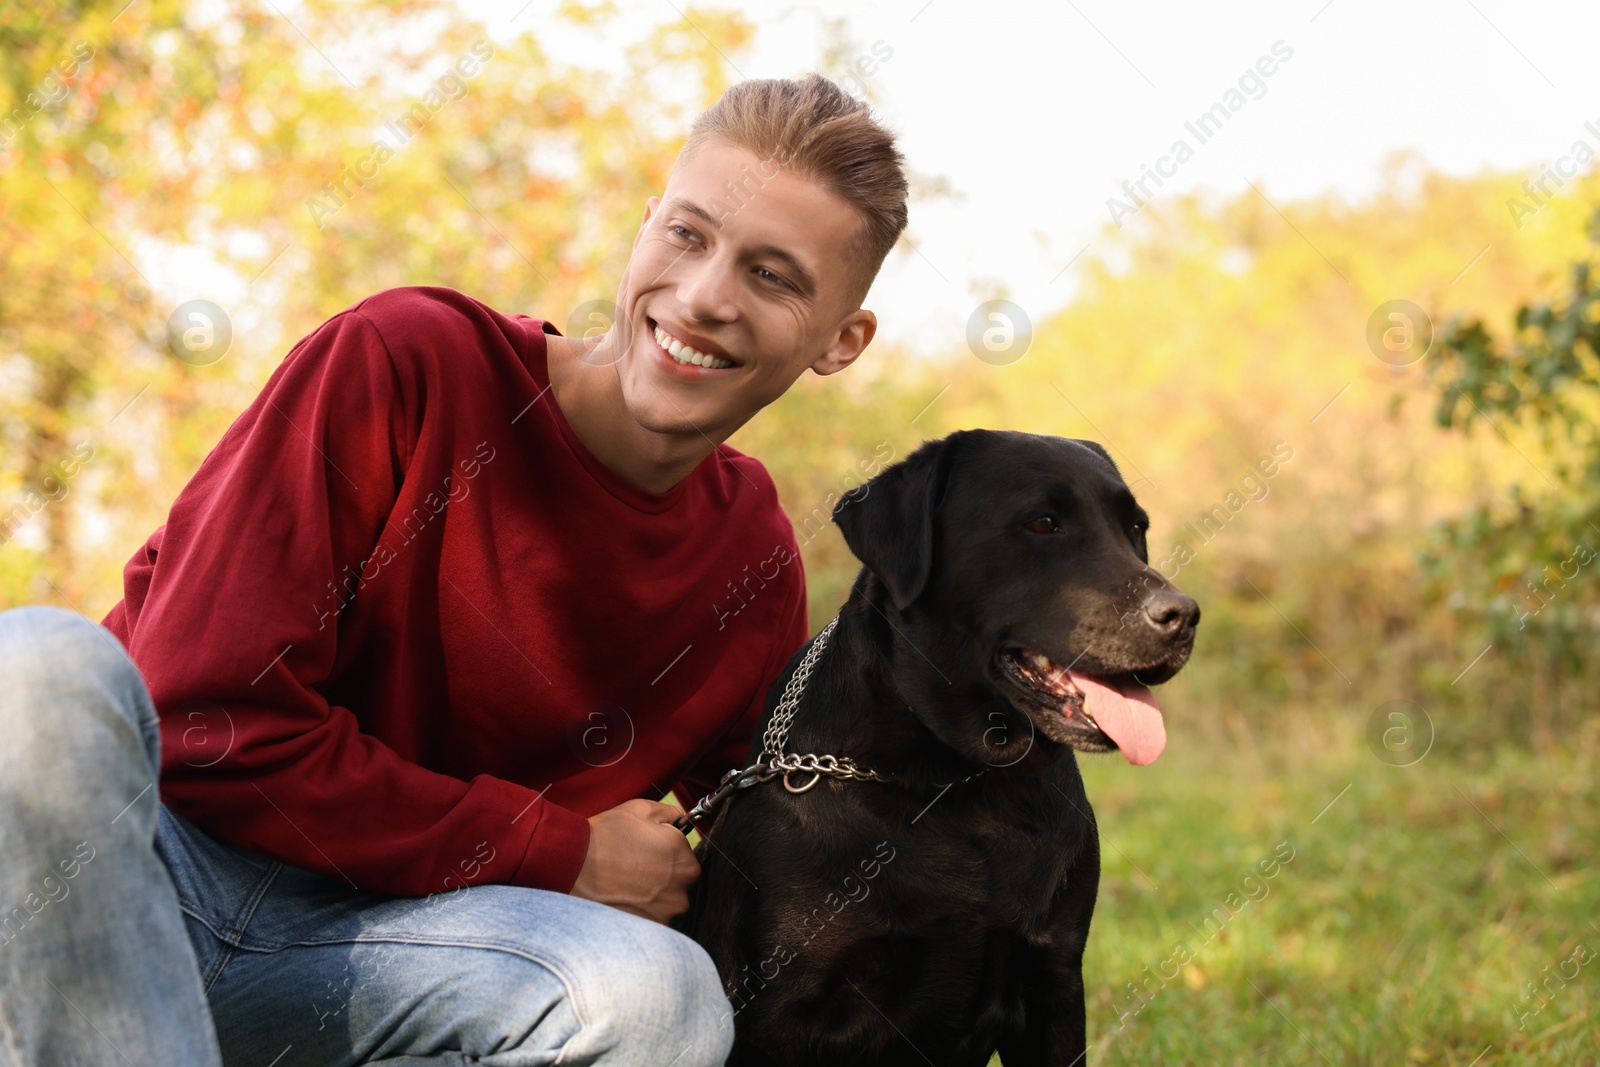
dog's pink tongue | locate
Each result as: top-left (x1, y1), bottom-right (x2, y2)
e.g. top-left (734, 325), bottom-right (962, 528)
top-left (1067, 672), bottom-right (1166, 765)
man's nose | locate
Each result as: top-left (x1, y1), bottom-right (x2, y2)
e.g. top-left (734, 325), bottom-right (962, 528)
top-left (676, 255), bottom-right (740, 323)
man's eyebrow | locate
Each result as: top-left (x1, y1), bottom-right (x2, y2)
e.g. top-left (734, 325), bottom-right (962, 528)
top-left (661, 197), bottom-right (819, 298)
top-left (664, 197), bottom-right (721, 230)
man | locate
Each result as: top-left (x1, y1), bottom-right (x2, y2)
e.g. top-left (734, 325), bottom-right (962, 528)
top-left (0, 73), bottom-right (908, 1066)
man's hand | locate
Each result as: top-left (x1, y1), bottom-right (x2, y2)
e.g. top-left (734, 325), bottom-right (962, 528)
top-left (569, 799), bottom-right (699, 924)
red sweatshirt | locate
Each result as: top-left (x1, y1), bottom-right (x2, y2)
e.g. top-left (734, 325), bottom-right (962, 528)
top-left (103, 286), bottom-right (808, 897)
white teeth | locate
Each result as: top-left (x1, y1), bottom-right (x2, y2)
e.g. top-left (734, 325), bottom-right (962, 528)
top-left (654, 324), bottom-right (733, 369)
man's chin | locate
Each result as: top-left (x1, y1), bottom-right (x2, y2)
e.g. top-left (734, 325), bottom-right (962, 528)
top-left (626, 407), bottom-right (710, 438)
top-left (610, 351), bottom-right (723, 432)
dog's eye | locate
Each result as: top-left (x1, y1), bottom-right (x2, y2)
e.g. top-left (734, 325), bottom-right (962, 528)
top-left (1025, 515), bottom-right (1060, 534)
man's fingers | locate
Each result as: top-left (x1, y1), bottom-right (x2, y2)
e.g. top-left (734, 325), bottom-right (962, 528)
top-left (631, 798), bottom-right (686, 824)
top-left (573, 801), bottom-right (701, 925)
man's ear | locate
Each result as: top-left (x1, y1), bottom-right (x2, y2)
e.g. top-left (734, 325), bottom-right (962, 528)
top-left (831, 432), bottom-right (967, 611)
top-left (811, 309), bottom-right (876, 377)
top-left (633, 196), bottom-right (660, 251)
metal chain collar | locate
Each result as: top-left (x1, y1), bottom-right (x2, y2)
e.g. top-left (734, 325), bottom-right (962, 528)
top-left (757, 615), bottom-right (885, 785)
top-left (672, 614), bottom-right (987, 836)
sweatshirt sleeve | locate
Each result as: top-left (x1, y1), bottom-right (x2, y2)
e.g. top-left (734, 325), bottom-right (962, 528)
top-left (105, 306), bottom-right (592, 897)
top-left (671, 547), bottom-right (809, 815)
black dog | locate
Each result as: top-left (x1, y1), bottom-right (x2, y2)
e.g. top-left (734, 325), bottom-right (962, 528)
top-left (677, 429), bottom-right (1199, 1066)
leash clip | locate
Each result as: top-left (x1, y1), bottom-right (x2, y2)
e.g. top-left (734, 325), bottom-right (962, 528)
top-left (672, 764), bottom-right (768, 835)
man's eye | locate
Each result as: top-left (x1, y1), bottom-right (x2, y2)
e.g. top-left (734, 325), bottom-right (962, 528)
top-left (669, 224), bottom-right (697, 241)
top-left (754, 267), bottom-right (790, 289)
top-left (1025, 516), bottom-right (1060, 534)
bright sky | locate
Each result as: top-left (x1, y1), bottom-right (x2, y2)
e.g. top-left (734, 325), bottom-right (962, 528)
top-left (460, 0), bottom-right (1600, 352)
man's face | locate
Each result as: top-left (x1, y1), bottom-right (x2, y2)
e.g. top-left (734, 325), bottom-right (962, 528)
top-left (604, 138), bottom-right (877, 439)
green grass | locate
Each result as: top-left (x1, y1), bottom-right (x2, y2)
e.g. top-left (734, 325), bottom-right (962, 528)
top-left (987, 710), bottom-right (1600, 1066)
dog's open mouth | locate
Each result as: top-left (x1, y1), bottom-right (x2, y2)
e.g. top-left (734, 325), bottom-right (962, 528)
top-left (998, 648), bottom-right (1167, 765)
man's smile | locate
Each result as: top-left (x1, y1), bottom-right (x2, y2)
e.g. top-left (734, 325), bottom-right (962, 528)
top-left (647, 317), bottom-right (738, 370)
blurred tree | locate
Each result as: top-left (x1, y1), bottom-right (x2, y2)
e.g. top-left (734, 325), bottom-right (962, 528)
top-left (1, 0), bottom-right (751, 610)
top-left (908, 163), bottom-right (1597, 746)
top-left (1426, 205), bottom-right (1600, 741)
top-left (2, 0), bottom-right (183, 598)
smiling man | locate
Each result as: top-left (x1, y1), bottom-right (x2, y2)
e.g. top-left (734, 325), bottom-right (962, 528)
top-left (0, 74), bottom-right (907, 1067)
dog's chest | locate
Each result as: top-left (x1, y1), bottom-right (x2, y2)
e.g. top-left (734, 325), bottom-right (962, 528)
top-left (766, 780), bottom-right (1092, 947)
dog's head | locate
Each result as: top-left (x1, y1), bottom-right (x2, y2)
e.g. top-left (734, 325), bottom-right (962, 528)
top-left (832, 429), bottom-right (1199, 767)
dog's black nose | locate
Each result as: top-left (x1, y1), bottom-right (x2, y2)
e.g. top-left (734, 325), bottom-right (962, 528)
top-left (1143, 589), bottom-right (1200, 635)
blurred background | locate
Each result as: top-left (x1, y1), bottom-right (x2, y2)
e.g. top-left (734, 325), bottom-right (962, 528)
top-left (3, 0), bottom-right (1596, 1062)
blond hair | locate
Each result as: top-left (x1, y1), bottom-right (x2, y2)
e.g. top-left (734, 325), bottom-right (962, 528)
top-left (680, 74), bottom-right (909, 302)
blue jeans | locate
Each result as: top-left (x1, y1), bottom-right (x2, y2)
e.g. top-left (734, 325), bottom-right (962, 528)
top-left (0, 606), bottom-right (734, 1067)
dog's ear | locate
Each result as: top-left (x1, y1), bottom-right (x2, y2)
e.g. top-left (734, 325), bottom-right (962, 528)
top-left (831, 433), bottom-right (967, 611)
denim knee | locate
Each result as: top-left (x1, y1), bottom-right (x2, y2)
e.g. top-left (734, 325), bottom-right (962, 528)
top-left (570, 918), bottom-right (735, 1067)
top-left (0, 605), bottom-right (160, 813)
